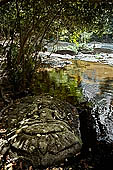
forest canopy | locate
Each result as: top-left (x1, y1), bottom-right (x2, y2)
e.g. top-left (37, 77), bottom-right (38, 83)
top-left (0, 0), bottom-right (113, 95)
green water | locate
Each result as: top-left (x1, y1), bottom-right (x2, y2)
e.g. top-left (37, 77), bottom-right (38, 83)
top-left (32, 67), bottom-right (84, 105)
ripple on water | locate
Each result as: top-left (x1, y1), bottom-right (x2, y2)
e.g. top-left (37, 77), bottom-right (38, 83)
top-left (66, 59), bottom-right (113, 142)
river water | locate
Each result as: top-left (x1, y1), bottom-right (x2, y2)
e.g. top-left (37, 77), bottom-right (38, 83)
top-left (66, 60), bottom-right (113, 142)
top-left (36, 43), bottom-right (113, 143)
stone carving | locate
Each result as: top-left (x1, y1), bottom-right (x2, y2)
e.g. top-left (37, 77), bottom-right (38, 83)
top-left (0, 94), bottom-right (82, 168)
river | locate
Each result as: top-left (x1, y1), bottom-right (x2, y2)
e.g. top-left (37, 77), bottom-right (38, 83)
top-left (66, 60), bottom-right (113, 142)
top-left (36, 43), bottom-right (113, 143)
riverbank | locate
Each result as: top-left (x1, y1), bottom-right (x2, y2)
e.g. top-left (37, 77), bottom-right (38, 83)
top-left (0, 41), bottom-right (113, 169)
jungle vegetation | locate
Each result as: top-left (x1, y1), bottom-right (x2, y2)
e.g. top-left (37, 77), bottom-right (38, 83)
top-left (0, 0), bottom-right (113, 96)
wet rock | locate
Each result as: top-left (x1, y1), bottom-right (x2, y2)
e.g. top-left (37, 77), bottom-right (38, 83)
top-left (55, 50), bottom-right (76, 56)
top-left (1, 94), bottom-right (82, 168)
top-left (93, 47), bottom-right (113, 54)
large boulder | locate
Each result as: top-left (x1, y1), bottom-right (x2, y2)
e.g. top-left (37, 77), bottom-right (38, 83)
top-left (1, 94), bottom-right (82, 168)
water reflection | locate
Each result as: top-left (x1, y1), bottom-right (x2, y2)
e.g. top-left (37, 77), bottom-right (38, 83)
top-left (34, 67), bottom-right (83, 105)
top-left (35, 60), bottom-right (113, 142)
top-left (70, 60), bottom-right (113, 142)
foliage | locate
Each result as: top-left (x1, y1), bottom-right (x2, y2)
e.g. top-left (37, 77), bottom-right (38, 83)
top-left (0, 0), bottom-right (113, 96)
top-left (70, 31), bottom-right (81, 46)
top-left (69, 31), bottom-right (92, 45)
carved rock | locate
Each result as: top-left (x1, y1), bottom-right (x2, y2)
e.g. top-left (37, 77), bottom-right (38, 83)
top-left (1, 94), bottom-right (82, 168)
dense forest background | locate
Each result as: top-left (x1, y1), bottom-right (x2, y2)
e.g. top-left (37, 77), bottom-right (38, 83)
top-left (0, 0), bottom-right (113, 98)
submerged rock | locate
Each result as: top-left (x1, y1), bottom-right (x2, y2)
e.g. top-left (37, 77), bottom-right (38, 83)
top-left (1, 94), bottom-right (82, 168)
